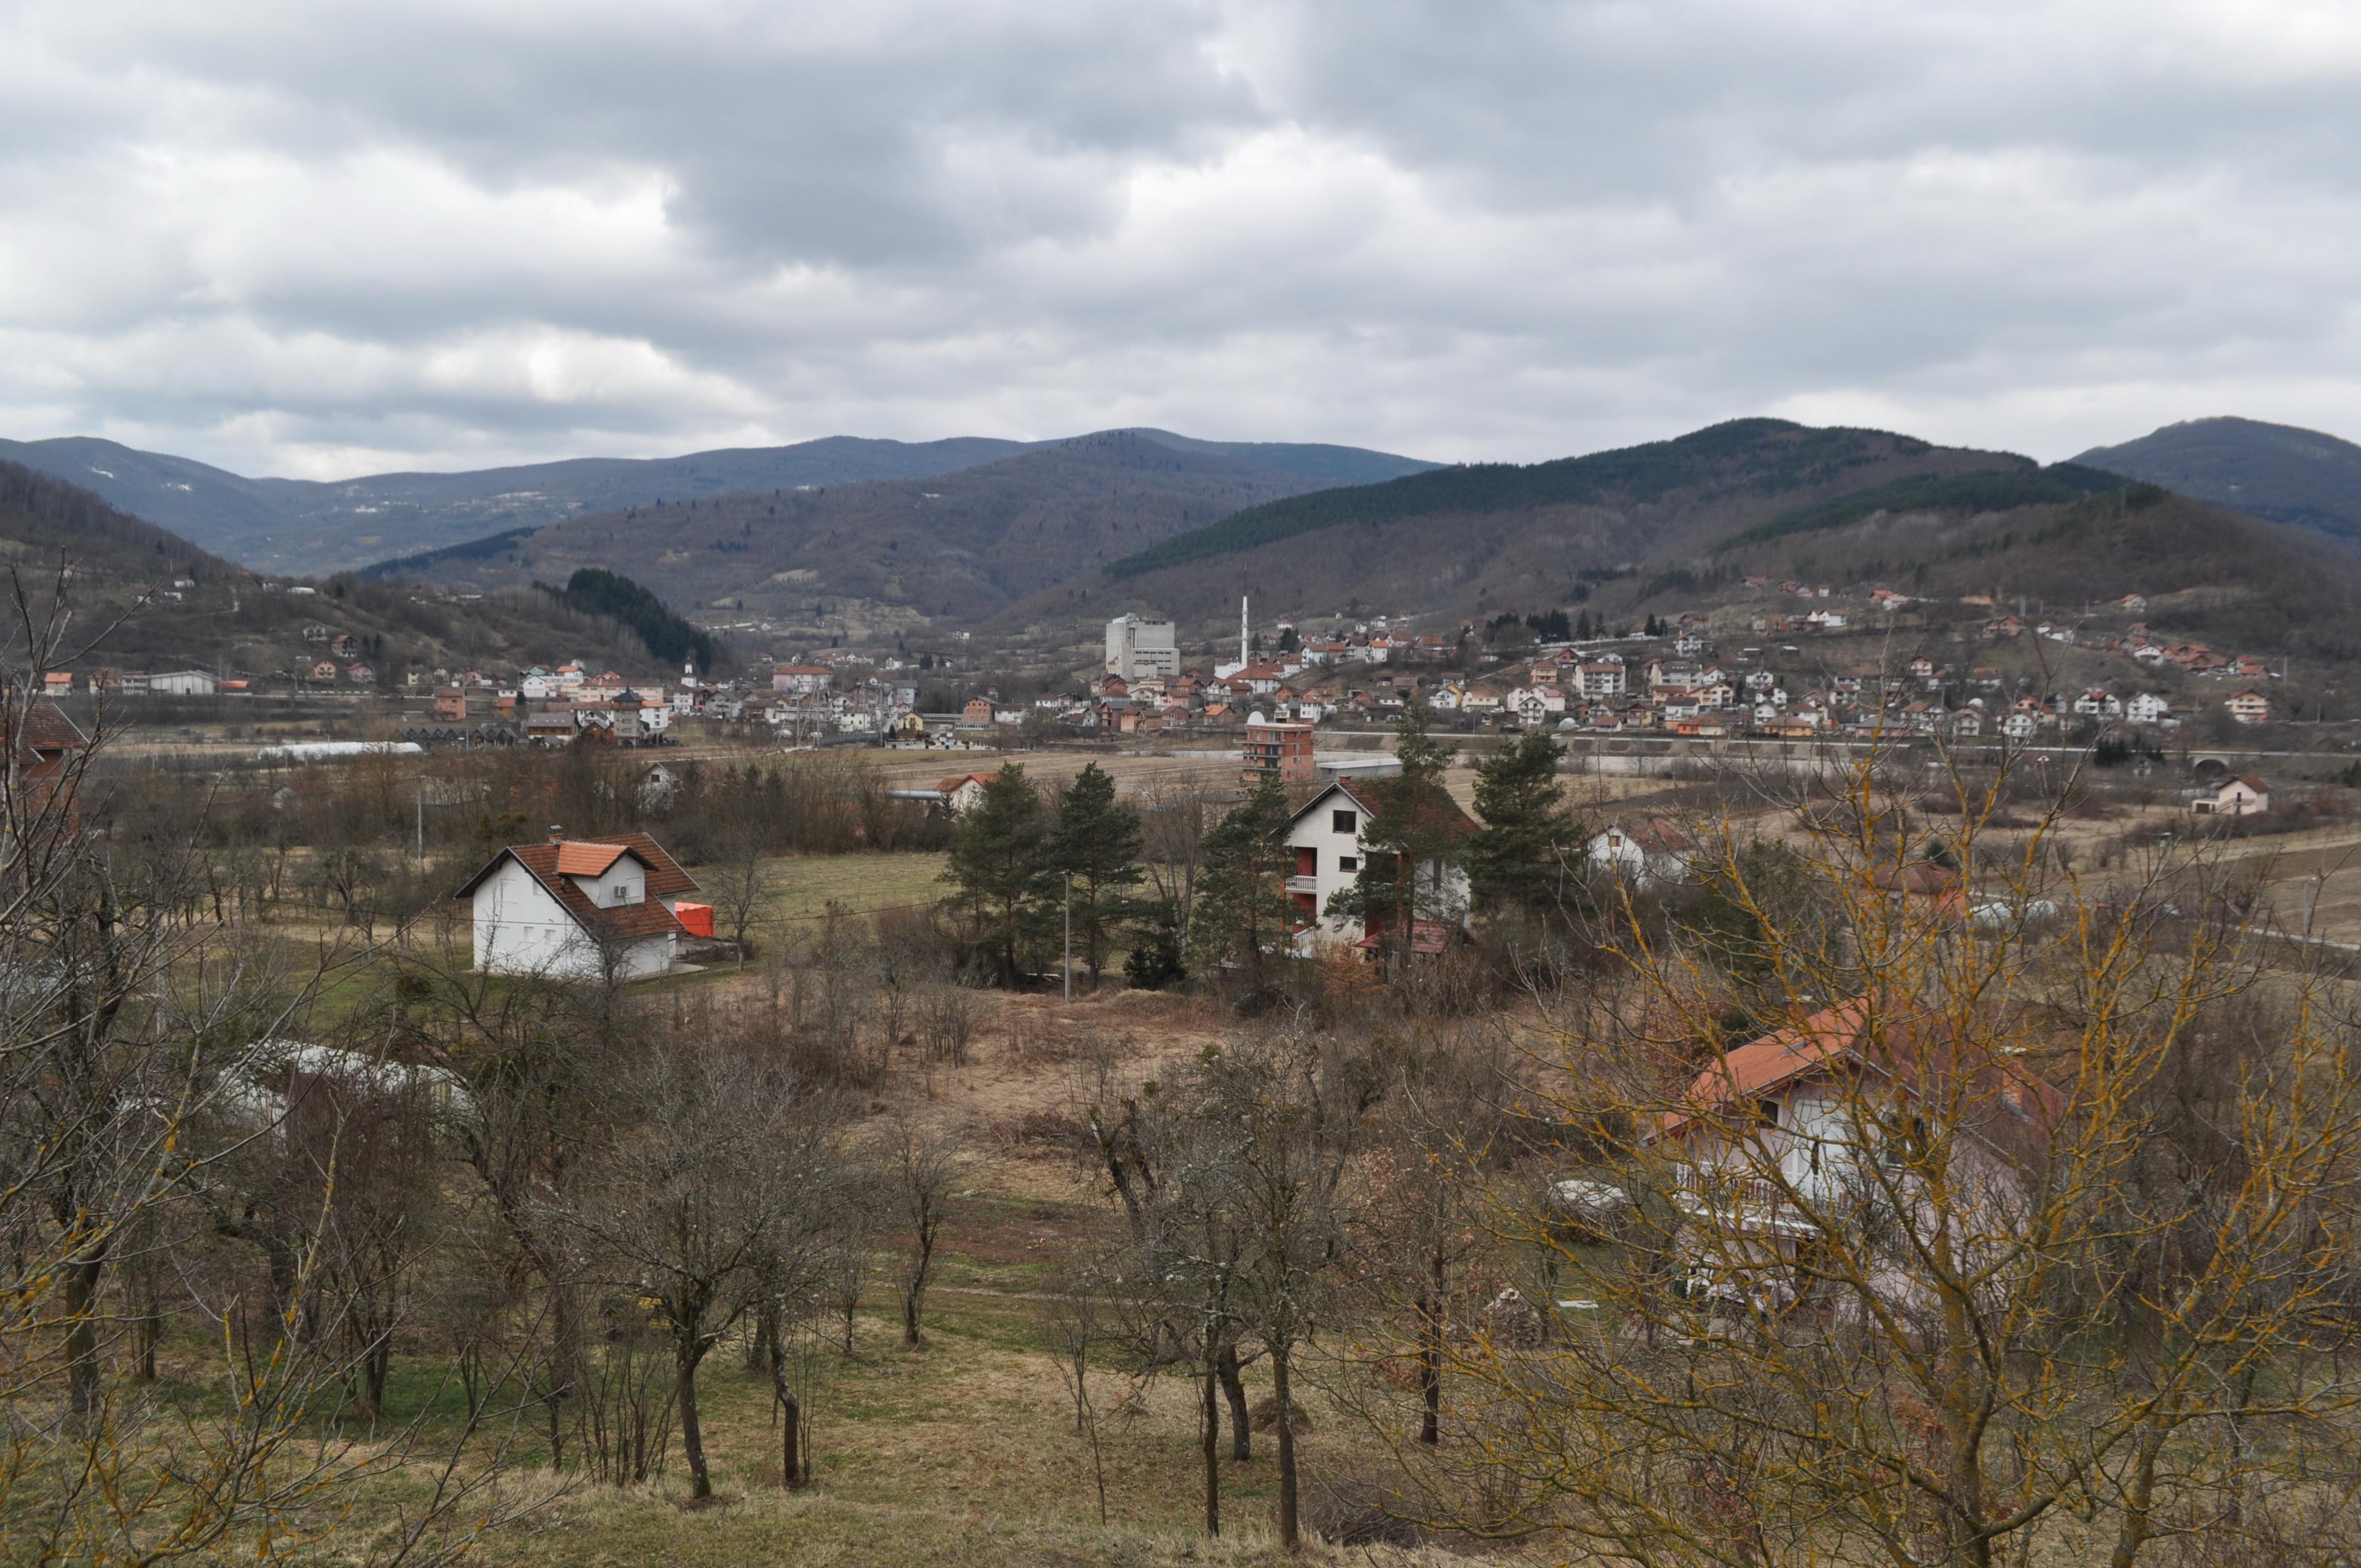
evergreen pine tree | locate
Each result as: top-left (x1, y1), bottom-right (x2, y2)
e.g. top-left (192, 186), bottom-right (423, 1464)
top-left (1190, 773), bottom-right (1296, 988)
top-left (941, 767), bottom-right (1050, 987)
top-left (1048, 762), bottom-right (1145, 989)
top-left (1466, 731), bottom-right (1578, 920)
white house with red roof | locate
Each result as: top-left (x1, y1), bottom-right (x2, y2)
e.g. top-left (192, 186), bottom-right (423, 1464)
top-left (1276, 780), bottom-right (1474, 955)
top-left (1588, 818), bottom-right (1693, 885)
top-left (1647, 998), bottom-right (2056, 1308)
top-left (454, 831), bottom-right (700, 982)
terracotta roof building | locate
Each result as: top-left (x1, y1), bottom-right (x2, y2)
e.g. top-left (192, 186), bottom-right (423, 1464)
top-left (452, 830), bottom-right (698, 981)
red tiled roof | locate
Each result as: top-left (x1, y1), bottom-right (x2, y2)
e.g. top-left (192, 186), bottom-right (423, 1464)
top-left (555, 842), bottom-right (627, 877)
top-left (6, 699), bottom-right (85, 765)
top-left (1660, 998), bottom-right (1878, 1136)
top-left (1352, 918), bottom-right (1455, 954)
top-left (451, 833), bottom-right (698, 941)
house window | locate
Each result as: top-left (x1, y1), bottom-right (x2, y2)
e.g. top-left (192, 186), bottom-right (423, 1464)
top-left (1339, 856), bottom-right (1358, 873)
top-left (1331, 809), bottom-right (1357, 834)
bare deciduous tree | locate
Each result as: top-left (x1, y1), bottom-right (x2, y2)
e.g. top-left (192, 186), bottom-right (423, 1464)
top-left (555, 1029), bottom-right (848, 1500)
top-left (890, 1123), bottom-right (959, 1348)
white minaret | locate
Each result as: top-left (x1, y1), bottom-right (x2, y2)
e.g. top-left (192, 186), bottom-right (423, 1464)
top-left (1216, 596), bottom-right (1252, 679)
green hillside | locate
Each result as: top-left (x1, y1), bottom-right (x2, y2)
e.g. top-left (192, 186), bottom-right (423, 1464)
top-left (1714, 462), bottom-right (2127, 553)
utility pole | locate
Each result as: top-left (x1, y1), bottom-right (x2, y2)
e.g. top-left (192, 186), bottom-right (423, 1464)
top-left (1063, 871), bottom-right (1074, 1002)
top-left (415, 777), bottom-right (425, 870)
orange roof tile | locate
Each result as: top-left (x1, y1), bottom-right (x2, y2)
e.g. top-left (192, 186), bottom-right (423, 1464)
top-left (555, 842), bottom-right (627, 877)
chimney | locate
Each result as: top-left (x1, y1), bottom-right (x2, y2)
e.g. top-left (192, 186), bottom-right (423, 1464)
top-left (547, 825), bottom-right (564, 845)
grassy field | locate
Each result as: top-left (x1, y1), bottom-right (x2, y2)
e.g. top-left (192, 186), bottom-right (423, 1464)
top-left (763, 850), bottom-right (952, 930)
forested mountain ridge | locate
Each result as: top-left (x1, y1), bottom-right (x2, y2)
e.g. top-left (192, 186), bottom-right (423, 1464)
top-left (1029, 420), bottom-right (2031, 628)
top-left (0, 461), bottom-right (692, 679)
top-left (1016, 418), bottom-right (2361, 675)
top-left (0, 428), bottom-right (1434, 578)
top-left (2074, 416), bottom-right (2361, 548)
top-left (383, 430), bottom-right (1373, 636)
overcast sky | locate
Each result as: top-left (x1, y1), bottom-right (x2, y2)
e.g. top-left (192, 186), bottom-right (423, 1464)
top-left (4, 1), bottom-right (2357, 479)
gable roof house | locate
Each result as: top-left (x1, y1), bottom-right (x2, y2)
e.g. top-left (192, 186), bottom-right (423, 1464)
top-left (1276, 780), bottom-right (1476, 957)
top-left (1645, 997), bottom-right (2058, 1309)
top-left (454, 831), bottom-right (699, 982)
top-left (2191, 775), bottom-right (2269, 817)
top-left (1588, 818), bottom-right (1693, 885)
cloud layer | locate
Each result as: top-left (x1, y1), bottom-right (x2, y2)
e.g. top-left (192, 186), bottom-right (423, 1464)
top-left (4, 0), bottom-right (2357, 477)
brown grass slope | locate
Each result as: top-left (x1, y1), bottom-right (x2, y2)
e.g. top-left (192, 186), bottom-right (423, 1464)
top-left (400, 431), bottom-right (1343, 627)
top-left (0, 461), bottom-right (675, 679)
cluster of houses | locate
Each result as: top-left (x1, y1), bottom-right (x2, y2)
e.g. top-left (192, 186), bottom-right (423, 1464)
top-left (1046, 638), bottom-right (2239, 746)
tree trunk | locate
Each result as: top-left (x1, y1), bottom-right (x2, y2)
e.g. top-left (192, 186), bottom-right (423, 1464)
top-left (675, 1336), bottom-right (713, 1499)
top-left (1419, 1234), bottom-right (1445, 1446)
top-left (1201, 1349), bottom-right (1221, 1538)
top-left (136, 1259), bottom-right (161, 1382)
top-left (756, 1302), bottom-right (805, 1489)
top-left (1271, 1340), bottom-right (1300, 1551)
top-left (62, 1250), bottom-right (106, 1431)
top-left (1217, 1339), bottom-right (1252, 1460)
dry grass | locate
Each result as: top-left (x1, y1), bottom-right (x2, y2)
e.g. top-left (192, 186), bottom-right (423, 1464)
top-left (761, 850), bottom-right (953, 929)
top-left (230, 981), bottom-right (1498, 1566)
top-left (467, 1301), bottom-right (1469, 1568)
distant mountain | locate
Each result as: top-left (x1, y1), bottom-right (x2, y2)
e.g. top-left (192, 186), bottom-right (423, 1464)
top-left (2074, 417), bottom-right (2361, 548)
top-left (1039, 418), bottom-right (2361, 671)
top-left (383, 430), bottom-right (1370, 638)
top-left (0, 460), bottom-right (699, 680)
top-left (0, 429), bottom-right (1435, 577)
top-left (1069, 419), bottom-right (2033, 625)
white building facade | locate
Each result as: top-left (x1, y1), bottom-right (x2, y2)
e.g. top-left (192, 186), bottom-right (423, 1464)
top-left (455, 834), bottom-right (698, 982)
top-left (1105, 614), bottom-right (1180, 681)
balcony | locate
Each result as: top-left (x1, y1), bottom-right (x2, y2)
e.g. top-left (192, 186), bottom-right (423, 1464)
top-left (1286, 874), bottom-right (1319, 895)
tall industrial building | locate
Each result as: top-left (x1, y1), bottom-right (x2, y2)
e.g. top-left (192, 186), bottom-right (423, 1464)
top-left (1104, 613), bottom-right (1179, 679)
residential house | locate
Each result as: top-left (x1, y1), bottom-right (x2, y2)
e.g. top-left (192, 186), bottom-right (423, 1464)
top-left (962, 696), bottom-right (999, 726)
top-left (1643, 997), bottom-right (2052, 1304)
top-left (2225, 689), bottom-right (2272, 725)
top-left (453, 831), bottom-right (698, 983)
top-left (2191, 775), bottom-right (2269, 817)
top-left (1241, 713), bottom-right (1317, 784)
top-left (3, 699), bottom-right (88, 820)
top-left (1588, 818), bottom-right (1693, 886)
top-left (308, 660), bottom-right (338, 683)
top-left (431, 687), bottom-right (468, 722)
top-left (936, 774), bottom-right (999, 816)
top-left (1277, 780), bottom-right (1474, 954)
top-left (2126, 692), bottom-right (2171, 726)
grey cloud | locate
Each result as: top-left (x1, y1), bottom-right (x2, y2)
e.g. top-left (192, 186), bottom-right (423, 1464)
top-left (1, 0), bottom-right (2359, 479)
